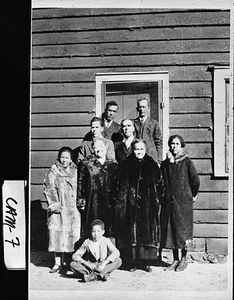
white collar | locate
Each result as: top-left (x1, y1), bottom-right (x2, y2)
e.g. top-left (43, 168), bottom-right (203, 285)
top-left (123, 135), bottom-right (134, 148)
top-left (139, 116), bottom-right (147, 123)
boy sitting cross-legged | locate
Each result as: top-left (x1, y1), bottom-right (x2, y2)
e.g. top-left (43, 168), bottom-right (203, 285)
top-left (70, 219), bottom-right (122, 282)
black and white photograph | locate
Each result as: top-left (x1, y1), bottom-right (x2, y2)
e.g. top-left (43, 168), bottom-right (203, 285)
top-left (18, 0), bottom-right (234, 299)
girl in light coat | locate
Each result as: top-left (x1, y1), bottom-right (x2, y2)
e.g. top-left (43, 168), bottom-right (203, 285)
top-left (43, 147), bottom-right (81, 273)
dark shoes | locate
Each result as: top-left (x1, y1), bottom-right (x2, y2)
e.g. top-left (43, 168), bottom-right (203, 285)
top-left (98, 273), bottom-right (109, 282)
top-left (164, 258), bottom-right (188, 272)
top-left (49, 264), bottom-right (61, 273)
top-left (175, 258), bottom-right (188, 272)
top-left (164, 260), bottom-right (179, 271)
top-left (83, 273), bottom-right (98, 282)
top-left (144, 265), bottom-right (152, 273)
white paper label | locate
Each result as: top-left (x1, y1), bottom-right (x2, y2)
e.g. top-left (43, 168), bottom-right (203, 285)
top-left (2, 181), bottom-right (26, 270)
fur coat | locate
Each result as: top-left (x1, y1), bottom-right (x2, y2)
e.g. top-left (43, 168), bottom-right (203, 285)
top-left (43, 161), bottom-right (81, 252)
top-left (77, 155), bottom-right (118, 237)
top-left (115, 153), bottom-right (165, 251)
top-left (160, 150), bottom-right (200, 249)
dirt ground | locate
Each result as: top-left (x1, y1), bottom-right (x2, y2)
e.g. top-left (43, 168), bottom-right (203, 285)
top-left (29, 251), bottom-right (231, 300)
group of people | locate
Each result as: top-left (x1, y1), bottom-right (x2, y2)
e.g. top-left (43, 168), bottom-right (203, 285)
top-left (43, 98), bottom-right (200, 283)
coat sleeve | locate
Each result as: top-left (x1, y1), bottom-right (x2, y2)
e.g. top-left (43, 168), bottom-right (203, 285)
top-left (153, 122), bottom-right (163, 163)
top-left (153, 162), bottom-right (165, 205)
top-left (188, 159), bottom-right (200, 197)
top-left (43, 169), bottom-right (61, 212)
top-left (106, 238), bottom-right (120, 262)
top-left (77, 161), bottom-right (87, 209)
top-left (77, 142), bottom-right (86, 163)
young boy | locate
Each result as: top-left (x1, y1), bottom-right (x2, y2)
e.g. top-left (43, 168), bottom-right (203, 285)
top-left (70, 219), bottom-right (122, 282)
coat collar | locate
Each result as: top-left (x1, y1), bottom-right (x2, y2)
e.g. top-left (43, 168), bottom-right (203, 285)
top-left (166, 148), bottom-right (188, 164)
top-left (135, 116), bottom-right (150, 127)
top-left (51, 161), bottom-right (77, 185)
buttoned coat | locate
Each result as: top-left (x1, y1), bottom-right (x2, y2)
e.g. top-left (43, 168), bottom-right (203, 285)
top-left (160, 156), bottom-right (200, 249)
top-left (77, 156), bottom-right (118, 237)
top-left (133, 117), bottom-right (163, 163)
top-left (43, 161), bottom-right (81, 252)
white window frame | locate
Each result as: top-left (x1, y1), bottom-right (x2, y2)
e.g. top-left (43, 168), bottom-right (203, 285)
top-left (95, 71), bottom-right (169, 160)
top-left (213, 67), bottom-right (231, 177)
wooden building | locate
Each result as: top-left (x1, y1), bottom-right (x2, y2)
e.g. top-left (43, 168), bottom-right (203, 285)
top-left (31, 8), bottom-right (230, 254)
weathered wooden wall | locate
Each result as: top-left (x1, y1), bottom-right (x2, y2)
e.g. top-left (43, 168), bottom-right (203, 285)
top-left (31, 8), bottom-right (230, 254)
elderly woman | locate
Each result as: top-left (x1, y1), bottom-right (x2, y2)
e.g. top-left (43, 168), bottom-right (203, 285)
top-left (77, 139), bottom-right (118, 238)
top-left (116, 139), bottom-right (165, 272)
top-left (160, 135), bottom-right (200, 272)
top-left (43, 147), bottom-right (81, 273)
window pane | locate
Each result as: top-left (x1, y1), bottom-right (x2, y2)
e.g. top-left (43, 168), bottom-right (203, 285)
top-left (104, 81), bottom-right (159, 124)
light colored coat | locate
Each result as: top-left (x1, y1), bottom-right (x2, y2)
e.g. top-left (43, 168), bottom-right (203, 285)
top-left (43, 161), bottom-right (81, 252)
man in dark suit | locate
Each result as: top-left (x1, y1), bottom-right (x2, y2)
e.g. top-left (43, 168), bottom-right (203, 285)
top-left (114, 119), bottom-right (135, 164)
top-left (102, 101), bottom-right (122, 142)
top-left (133, 98), bottom-right (163, 164)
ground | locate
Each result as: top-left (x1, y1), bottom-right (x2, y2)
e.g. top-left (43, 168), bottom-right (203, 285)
top-left (29, 251), bottom-right (231, 300)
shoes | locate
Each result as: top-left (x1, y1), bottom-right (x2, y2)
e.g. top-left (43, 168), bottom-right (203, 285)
top-left (164, 260), bottom-right (179, 271)
top-left (144, 265), bottom-right (152, 273)
top-left (175, 258), bottom-right (188, 272)
top-left (98, 273), bottom-right (109, 282)
top-left (83, 273), bottom-right (98, 282)
top-left (129, 267), bottom-right (137, 272)
top-left (49, 264), bottom-right (61, 273)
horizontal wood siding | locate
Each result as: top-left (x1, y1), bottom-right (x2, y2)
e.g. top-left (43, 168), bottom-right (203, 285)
top-left (31, 8), bottom-right (230, 253)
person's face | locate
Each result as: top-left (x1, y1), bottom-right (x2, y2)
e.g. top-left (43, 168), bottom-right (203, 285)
top-left (91, 121), bottom-right (103, 138)
top-left (133, 142), bottom-right (146, 160)
top-left (91, 225), bottom-right (105, 242)
top-left (93, 141), bottom-right (107, 159)
top-left (137, 99), bottom-right (149, 118)
top-left (59, 151), bottom-right (72, 168)
top-left (105, 105), bottom-right (118, 122)
top-left (170, 137), bottom-right (182, 156)
top-left (121, 120), bottom-right (135, 138)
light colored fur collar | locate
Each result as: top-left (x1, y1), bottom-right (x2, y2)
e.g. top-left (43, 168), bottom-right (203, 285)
top-left (166, 148), bottom-right (188, 164)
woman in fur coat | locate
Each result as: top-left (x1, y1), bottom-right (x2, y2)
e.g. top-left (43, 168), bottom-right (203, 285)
top-left (43, 147), bottom-right (81, 273)
top-left (115, 139), bottom-right (165, 272)
top-left (77, 139), bottom-right (118, 238)
top-left (160, 135), bottom-right (200, 272)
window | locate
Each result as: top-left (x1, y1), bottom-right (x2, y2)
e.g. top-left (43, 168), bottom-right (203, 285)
top-left (213, 67), bottom-right (231, 177)
top-left (95, 71), bottom-right (169, 159)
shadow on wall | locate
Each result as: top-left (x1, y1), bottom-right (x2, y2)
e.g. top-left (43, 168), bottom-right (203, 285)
top-left (31, 200), bottom-right (48, 251)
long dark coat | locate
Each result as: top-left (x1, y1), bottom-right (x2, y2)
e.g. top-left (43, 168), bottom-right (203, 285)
top-left (115, 153), bottom-right (165, 252)
top-left (160, 156), bottom-right (200, 249)
top-left (43, 161), bottom-right (81, 252)
top-left (77, 155), bottom-right (118, 237)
